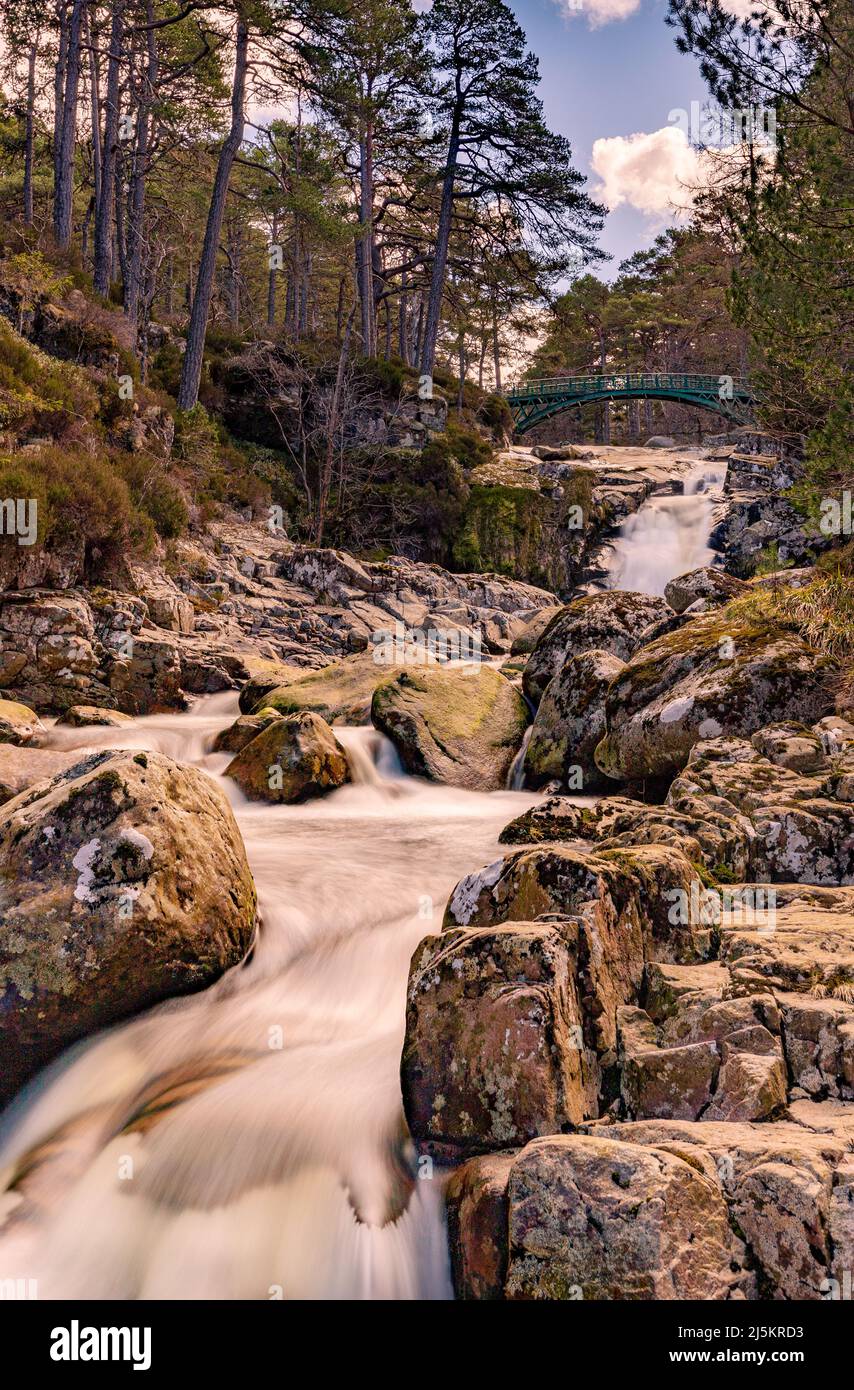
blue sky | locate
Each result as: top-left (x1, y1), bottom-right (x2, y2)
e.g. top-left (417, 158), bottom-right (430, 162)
top-left (510, 0), bottom-right (711, 273)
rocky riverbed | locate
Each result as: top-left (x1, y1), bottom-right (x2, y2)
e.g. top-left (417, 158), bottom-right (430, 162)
top-left (0, 438), bottom-right (850, 1301)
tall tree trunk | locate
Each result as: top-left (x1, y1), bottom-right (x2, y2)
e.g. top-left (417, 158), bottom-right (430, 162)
top-left (420, 110), bottom-right (460, 378)
top-left (357, 121), bottom-right (376, 356)
top-left (23, 41), bottom-right (37, 225)
top-left (53, 2), bottom-right (69, 200)
top-left (492, 310), bottom-right (502, 393)
top-left (85, 5), bottom-right (101, 218)
top-left (94, 0), bottom-right (124, 295)
top-left (177, 13), bottom-right (249, 412)
top-left (54, 0), bottom-right (85, 248)
top-left (266, 216), bottom-right (278, 329)
top-left (316, 306), bottom-right (355, 545)
top-left (398, 271), bottom-right (409, 365)
top-left (125, 0), bottom-right (158, 332)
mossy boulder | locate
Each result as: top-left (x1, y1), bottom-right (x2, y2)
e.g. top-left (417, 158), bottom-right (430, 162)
top-left (247, 651), bottom-right (402, 725)
top-left (225, 710), bottom-right (350, 803)
top-left (237, 659), bottom-right (308, 715)
top-left (523, 591), bottom-right (670, 707)
top-left (212, 707), bottom-right (283, 754)
top-left (523, 648), bottom-right (625, 792)
top-left (0, 698), bottom-right (45, 745)
top-left (0, 749), bottom-right (257, 1105)
top-left (371, 665), bottom-right (528, 790)
top-left (594, 609), bottom-right (836, 783)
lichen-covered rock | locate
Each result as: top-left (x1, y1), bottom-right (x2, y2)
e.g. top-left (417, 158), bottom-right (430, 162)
top-left (446, 1151), bottom-right (516, 1299)
top-left (522, 591), bottom-right (669, 707)
top-left (522, 648), bottom-right (625, 791)
top-left (107, 628), bottom-right (187, 715)
top-left (402, 921), bottom-right (596, 1155)
top-left (212, 708), bottom-right (283, 754)
top-left (618, 1006), bottom-right (720, 1120)
top-left (670, 731), bottom-right (854, 885)
top-left (777, 993), bottom-right (854, 1100)
top-left (594, 610), bottom-right (835, 782)
top-left (0, 750), bottom-right (257, 1105)
top-left (506, 719), bottom-right (854, 887)
top-left (503, 1135), bottom-right (735, 1300)
top-left (586, 1112), bottom-right (854, 1300)
top-left (0, 591), bottom-right (108, 713)
top-left (664, 566), bottom-right (747, 614)
top-left (720, 886), bottom-right (854, 1001)
top-left (225, 710), bottom-right (350, 802)
top-left (372, 665), bottom-right (528, 790)
top-left (56, 705), bottom-right (133, 728)
top-left (500, 790), bottom-right (755, 880)
top-left (0, 698), bottom-right (45, 745)
top-left (444, 844), bottom-right (708, 1059)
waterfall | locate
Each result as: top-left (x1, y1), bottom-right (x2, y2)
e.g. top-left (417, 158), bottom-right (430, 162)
top-left (605, 461), bottom-right (727, 597)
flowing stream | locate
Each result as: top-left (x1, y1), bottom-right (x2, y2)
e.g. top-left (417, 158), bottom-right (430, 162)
top-left (0, 695), bottom-right (541, 1300)
top-left (0, 447), bottom-right (722, 1300)
top-left (605, 460), bottom-right (727, 596)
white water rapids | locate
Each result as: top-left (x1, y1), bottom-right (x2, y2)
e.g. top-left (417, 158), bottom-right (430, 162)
top-left (605, 460), bottom-right (727, 596)
top-left (0, 447), bottom-right (726, 1301)
top-left (0, 694), bottom-right (541, 1299)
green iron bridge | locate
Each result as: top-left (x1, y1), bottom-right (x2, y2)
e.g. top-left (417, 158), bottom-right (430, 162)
top-left (506, 372), bottom-right (755, 435)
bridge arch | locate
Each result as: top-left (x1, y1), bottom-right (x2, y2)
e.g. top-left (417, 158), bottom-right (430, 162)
top-left (506, 373), bottom-right (755, 435)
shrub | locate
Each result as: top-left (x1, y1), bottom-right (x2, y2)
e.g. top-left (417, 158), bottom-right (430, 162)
top-left (0, 447), bottom-right (153, 566)
top-left (0, 317), bottom-right (98, 441)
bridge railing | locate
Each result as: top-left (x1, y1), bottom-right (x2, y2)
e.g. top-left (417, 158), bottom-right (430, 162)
top-left (506, 372), bottom-right (751, 399)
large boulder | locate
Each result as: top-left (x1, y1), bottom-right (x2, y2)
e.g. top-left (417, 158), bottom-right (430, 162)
top-left (447, 1105), bottom-right (854, 1300)
top-left (421, 844), bottom-right (706, 1119)
top-left (247, 652), bottom-right (399, 725)
top-left (372, 665), bottom-right (528, 790)
top-left (580, 1111), bottom-right (854, 1300)
top-left (0, 750), bottom-right (257, 1105)
top-left (0, 698), bottom-right (45, 745)
top-left (56, 705), bottom-right (134, 728)
top-left (225, 710), bottom-right (350, 802)
top-left (664, 566), bottom-right (747, 614)
top-left (594, 609), bottom-right (835, 783)
top-left (212, 708), bottom-right (283, 754)
top-left (522, 591), bottom-right (670, 707)
top-left (522, 648), bottom-right (625, 791)
top-left (402, 921), bottom-right (596, 1156)
top-left (452, 1134), bottom-right (736, 1300)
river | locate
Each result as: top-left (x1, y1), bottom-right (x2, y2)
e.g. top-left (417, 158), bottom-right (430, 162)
top-left (0, 446), bottom-right (727, 1300)
top-left (0, 697), bottom-right (540, 1299)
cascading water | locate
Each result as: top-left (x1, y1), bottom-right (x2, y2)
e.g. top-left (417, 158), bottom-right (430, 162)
top-left (605, 460), bottom-right (727, 597)
top-left (0, 696), bottom-right (541, 1299)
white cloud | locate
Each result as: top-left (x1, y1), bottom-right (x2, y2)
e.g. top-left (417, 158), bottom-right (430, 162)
top-left (557, 0), bottom-right (642, 26)
top-left (591, 126), bottom-right (704, 217)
